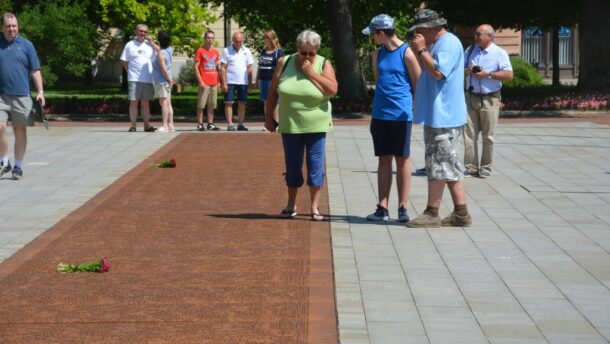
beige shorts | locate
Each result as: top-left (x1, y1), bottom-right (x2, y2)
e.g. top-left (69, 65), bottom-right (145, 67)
top-left (128, 81), bottom-right (154, 101)
top-left (154, 83), bottom-right (172, 98)
top-left (197, 84), bottom-right (217, 109)
top-left (0, 95), bottom-right (32, 126)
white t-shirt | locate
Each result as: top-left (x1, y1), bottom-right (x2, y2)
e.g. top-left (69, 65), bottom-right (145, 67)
top-left (220, 45), bottom-right (253, 85)
top-left (120, 39), bottom-right (154, 83)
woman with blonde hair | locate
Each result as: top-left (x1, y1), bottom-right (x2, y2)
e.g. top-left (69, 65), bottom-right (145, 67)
top-left (256, 29), bottom-right (284, 128)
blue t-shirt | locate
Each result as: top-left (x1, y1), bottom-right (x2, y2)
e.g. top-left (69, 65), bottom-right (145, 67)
top-left (0, 35), bottom-right (41, 96)
top-left (152, 47), bottom-right (173, 84)
top-left (413, 32), bottom-right (467, 128)
top-left (257, 48), bottom-right (284, 80)
top-left (372, 43), bottom-right (413, 122)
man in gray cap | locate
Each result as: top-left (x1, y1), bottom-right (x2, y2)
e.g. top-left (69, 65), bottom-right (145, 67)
top-left (406, 9), bottom-right (472, 228)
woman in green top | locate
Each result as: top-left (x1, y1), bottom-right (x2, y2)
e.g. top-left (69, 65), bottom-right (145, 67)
top-left (265, 30), bottom-right (338, 221)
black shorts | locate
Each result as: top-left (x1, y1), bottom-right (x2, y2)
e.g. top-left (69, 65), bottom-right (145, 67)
top-left (370, 118), bottom-right (412, 157)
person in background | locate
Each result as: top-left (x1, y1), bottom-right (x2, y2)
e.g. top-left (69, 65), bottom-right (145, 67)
top-left (264, 30), bottom-right (337, 221)
top-left (463, 24), bottom-right (513, 178)
top-left (220, 31), bottom-right (254, 131)
top-left (362, 14), bottom-right (421, 223)
top-left (0, 12), bottom-right (45, 180)
top-left (194, 30), bottom-right (220, 131)
top-left (151, 30), bottom-right (175, 132)
top-left (406, 9), bottom-right (472, 228)
top-left (120, 24), bottom-right (156, 132)
top-left (256, 29), bottom-right (284, 130)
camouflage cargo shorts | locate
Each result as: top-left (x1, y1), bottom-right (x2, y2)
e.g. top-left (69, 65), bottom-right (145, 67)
top-left (424, 125), bottom-right (465, 181)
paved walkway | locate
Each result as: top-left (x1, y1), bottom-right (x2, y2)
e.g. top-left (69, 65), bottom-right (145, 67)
top-left (1, 120), bottom-right (610, 343)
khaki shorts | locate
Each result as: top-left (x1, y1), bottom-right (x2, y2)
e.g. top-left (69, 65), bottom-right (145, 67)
top-left (197, 84), bottom-right (217, 109)
top-left (424, 125), bottom-right (465, 181)
top-left (0, 95), bottom-right (32, 126)
top-left (128, 81), bottom-right (154, 101)
top-left (154, 83), bottom-right (172, 98)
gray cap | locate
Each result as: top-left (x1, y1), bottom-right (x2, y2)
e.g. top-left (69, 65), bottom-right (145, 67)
top-left (408, 9), bottom-right (447, 32)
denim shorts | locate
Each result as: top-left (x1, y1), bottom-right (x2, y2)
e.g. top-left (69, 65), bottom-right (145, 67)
top-left (258, 79), bottom-right (271, 101)
top-left (282, 133), bottom-right (326, 187)
top-left (424, 126), bottom-right (465, 181)
top-left (370, 118), bottom-right (412, 157)
top-left (224, 84), bottom-right (248, 103)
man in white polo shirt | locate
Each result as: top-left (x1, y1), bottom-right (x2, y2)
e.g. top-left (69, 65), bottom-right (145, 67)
top-left (120, 23), bottom-right (156, 132)
top-left (464, 24), bottom-right (513, 178)
top-left (220, 31), bottom-right (254, 131)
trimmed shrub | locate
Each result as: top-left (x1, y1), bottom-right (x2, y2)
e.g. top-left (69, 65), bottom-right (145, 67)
top-left (504, 56), bottom-right (545, 88)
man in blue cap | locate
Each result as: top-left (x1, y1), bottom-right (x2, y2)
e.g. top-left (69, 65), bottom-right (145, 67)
top-left (406, 9), bottom-right (472, 228)
top-left (363, 14), bottom-right (421, 223)
top-left (0, 12), bottom-right (45, 180)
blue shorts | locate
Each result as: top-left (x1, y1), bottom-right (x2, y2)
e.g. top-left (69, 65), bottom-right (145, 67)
top-left (258, 79), bottom-right (272, 101)
top-left (224, 84), bottom-right (248, 103)
top-left (370, 118), bottom-right (412, 157)
top-left (282, 133), bottom-right (326, 187)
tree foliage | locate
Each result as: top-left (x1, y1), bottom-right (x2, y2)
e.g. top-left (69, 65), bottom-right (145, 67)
top-left (18, 1), bottom-right (98, 83)
top-left (99, 0), bottom-right (217, 55)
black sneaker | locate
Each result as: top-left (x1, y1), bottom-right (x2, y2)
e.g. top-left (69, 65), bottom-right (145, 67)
top-left (207, 123), bottom-right (220, 131)
top-left (196, 123), bottom-right (206, 131)
top-left (0, 161), bottom-right (12, 177)
top-left (12, 166), bottom-right (23, 180)
top-left (144, 125), bottom-right (157, 132)
top-left (366, 205), bottom-right (389, 221)
top-left (414, 167), bottom-right (427, 176)
top-left (237, 124), bottom-right (249, 131)
top-left (128, 126), bottom-right (136, 132)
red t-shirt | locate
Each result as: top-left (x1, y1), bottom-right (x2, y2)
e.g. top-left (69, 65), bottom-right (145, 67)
top-left (195, 47), bottom-right (220, 86)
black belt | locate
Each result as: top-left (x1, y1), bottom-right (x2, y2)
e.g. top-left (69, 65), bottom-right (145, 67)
top-left (467, 90), bottom-right (500, 96)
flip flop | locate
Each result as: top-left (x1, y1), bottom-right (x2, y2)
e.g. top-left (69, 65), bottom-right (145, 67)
top-left (311, 212), bottom-right (325, 222)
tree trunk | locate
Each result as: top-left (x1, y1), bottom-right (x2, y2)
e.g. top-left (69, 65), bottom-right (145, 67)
top-left (551, 27), bottom-right (560, 87)
top-left (327, 0), bottom-right (366, 102)
top-left (578, 0), bottom-right (610, 90)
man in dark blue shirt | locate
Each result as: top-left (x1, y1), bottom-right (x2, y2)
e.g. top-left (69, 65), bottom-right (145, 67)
top-left (0, 12), bottom-right (45, 180)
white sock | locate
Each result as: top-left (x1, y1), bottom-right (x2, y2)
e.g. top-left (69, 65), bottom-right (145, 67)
top-left (15, 160), bottom-right (22, 168)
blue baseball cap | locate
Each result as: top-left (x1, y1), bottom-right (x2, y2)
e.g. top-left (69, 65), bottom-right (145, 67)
top-left (362, 14), bottom-right (395, 35)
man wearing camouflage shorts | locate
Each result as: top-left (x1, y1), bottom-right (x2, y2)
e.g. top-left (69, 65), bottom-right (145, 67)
top-left (0, 12), bottom-right (45, 180)
top-left (406, 9), bottom-right (472, 227)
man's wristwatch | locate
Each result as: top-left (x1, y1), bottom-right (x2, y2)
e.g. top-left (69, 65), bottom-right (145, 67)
top-left (417, 48), bottom-right (427, 56)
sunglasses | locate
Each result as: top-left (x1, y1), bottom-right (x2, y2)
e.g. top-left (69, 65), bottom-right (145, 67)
top-left (299, 51), bottom-right (316, 57)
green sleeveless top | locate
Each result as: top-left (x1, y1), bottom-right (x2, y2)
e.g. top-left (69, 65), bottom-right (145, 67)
top-left (277, 54), bottom-right (333, 134)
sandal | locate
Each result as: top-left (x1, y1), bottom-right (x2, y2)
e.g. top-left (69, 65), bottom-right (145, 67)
top-left (278, 208), bottom-right (297, 219)
top-left (311, 212), bottom-right (325, 222)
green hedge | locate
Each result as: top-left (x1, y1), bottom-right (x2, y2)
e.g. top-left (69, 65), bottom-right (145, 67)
top-left (504, 56), bottom-right (545, 88)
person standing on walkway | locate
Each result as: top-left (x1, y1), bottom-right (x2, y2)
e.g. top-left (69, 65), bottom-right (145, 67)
top-left (194, 30), bottom-right (220, 131)
top-left (220, 31), bottom-right (254, 131)
top-left (362, 14), bottom-right (421, 222)
top-left (0, 12), bottom-right (45, 180)
top-left (264, 30), bottom-right (337, 221)
top-left (407, 9), bottom-right (472, 228)
top-left (464, 24), bottom-right (513, 178)
top-left (151, 31), bottom-right (175, 133)
top-left (121, 24), bottom-right (156, 133)
top-left (256, 29), bottom-right (284, 130)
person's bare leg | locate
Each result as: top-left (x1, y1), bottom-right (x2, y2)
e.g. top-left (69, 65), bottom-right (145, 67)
top-left (396, 156), bottom-right (412, 208)
top-left (286, 187), bottom-right (298, 212)
top-left (12, 125), bottom-right (27, 161)
top-left (427, 179), bottom-right (446, 209)
top-left (0, 123), bottom-right (8, 157)
top-left (309, 185), bottom-right (323, 220)
top-left (159, 97), bottom-right (168, 129)
top-left (237, 102), bottom-right (246, 126)
top-left (141, 100), bottom-right (151, 128)
top-left (167, 94), bottom-right (174, 130)
top-left (206, 105), bottom-right (215, 125)
top-left (377, 155), bottom-right (393, 209)
top-left (225, 103), bottom-right (233, 126)
top-left (447, 180), bottom-right (467, 206)
top-left (196, 107), bottom-right (204, 125)
top-left (129, 100), bottom-right (139, 127)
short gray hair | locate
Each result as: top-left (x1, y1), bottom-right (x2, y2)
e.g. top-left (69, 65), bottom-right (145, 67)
top-left (2, 12), bottom-right (17, 25)
top-left (482, 24), bottom-right (495, 38)
top-left (296, 30), bottom-right (321, 50)
top-left (136, 23), bottom-right (148, 32)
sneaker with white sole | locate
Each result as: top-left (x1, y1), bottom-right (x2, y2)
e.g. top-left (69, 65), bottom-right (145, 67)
top-left (11, 166), bottom-right (23, 180)
top-left (207, 123), bottom-right (220, 131)
top-left (196, 123), bottom-right (206, 131)
top-left (367, 205), bottom-right (389, 221)
top-left (398, 206), bottom-right (410, 222)
top-left (227, 124), bottom-right (237, 131)
top-left (441, 212), bottom-right (472, 227)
